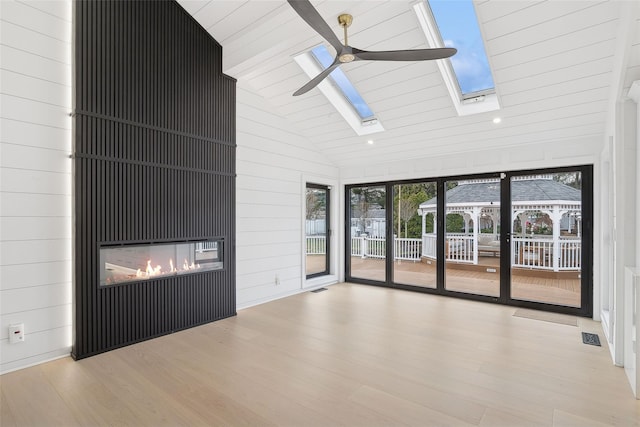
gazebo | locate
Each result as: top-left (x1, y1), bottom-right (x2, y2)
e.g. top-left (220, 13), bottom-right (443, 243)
top-left (417, 175), bottom-right (582, 272)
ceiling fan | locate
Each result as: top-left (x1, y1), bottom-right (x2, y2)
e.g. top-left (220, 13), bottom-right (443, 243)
top-left (287, 0), bottom-right (457, 96)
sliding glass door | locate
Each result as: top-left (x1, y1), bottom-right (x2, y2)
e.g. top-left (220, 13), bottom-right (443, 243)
top-left (508, 170), bottom-right (588, 309)
top-left (444, 177), bottom-right (501, 298)
top-left (392, 181), bottom-right (437, 288)
top-left (347, 184), bottom-right (387, 283)
top-left (345, 166), bottom-right (593, 317)
top-left (305, 183), bottom-right (330, 279)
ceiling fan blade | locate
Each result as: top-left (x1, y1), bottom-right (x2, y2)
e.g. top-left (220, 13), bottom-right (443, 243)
top-left (293, 61), bottom-right (341, 96)
top-left (354, 47), bottom-right (457, 62)
top-left (287, 0), bottom-right (344, 53)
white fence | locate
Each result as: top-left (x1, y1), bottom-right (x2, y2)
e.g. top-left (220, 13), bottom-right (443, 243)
top-left (421, 234), bottom-right (581, 271)
top-left (347, 236), bottom-right (421, 261)
top-left (511, 237), bottom-right (581, 271)
top-left (313, 233), bottom-right (581, 271)
top-left (306, 236), bottom-right (327, 255)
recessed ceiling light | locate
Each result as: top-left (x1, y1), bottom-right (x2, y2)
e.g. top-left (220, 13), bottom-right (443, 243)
top-left (492, 117), bottom-right (502, 124)
top-left (367, 140), bottom-right (374, 145)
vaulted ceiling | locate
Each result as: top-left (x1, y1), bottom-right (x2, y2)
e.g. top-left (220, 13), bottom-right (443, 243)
top-left (177, 0), bottom-right (640, 168)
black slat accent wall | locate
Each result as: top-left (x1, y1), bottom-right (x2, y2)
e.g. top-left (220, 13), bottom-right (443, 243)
top-left (73, 0), bottom-right (236, 359)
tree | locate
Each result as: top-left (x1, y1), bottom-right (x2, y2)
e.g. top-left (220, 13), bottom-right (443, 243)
top-left (446, 213), bottom-right (464, 233)
top-left (553, 172), bottom-right (582, 189)
top-left (306, 188), bottom-right (326, 220)
top-left (393, 183), bottom-right (435, 238)
top-left (350, 186), bottom-right (385, 235)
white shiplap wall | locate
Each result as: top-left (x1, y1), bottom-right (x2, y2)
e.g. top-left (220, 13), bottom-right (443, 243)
top-left (236, 85), bottom-right (340, 308)
top-left (0, 0), bottom-right (73, 373)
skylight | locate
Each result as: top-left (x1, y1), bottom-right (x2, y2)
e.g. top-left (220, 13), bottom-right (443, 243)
top-left (311, 45), bottom-right (375, 121)
top-left (413, 0), bottom-right (500, 116)
top-left (428, 0), bottom-right (494, 97)
top-left (294, 46), bottom-right (384, 136)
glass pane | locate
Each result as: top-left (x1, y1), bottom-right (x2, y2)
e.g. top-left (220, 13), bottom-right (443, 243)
top-left (394, 182), bottom-right (437, 288)
top-left (311, 45), bottom-right (375, 120)
top-left (510, 173), bottom-right (582, 307)
top-left (444, 179), bottom-right (500, 296)
top-left (349, 185), bottom-right (386, 282)
top-left (306, 186), bottom-right (328, 277)
top-left (100, 239), bottom-right (223, 286)
top-left (427, 0), bottom-right (495, 96)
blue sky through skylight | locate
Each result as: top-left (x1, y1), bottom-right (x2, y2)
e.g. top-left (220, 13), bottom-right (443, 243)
top-left (311, 45), bottom-right (375, 120)
top-left (428, 0), bottom-right (494, 96)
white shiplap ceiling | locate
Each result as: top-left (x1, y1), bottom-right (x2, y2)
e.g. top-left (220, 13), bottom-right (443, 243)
top-left (177, 0), bottom-right (640, 168)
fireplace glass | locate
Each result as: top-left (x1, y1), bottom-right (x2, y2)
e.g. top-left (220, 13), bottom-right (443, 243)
top-left (100, 239), bottom-right (223, 286)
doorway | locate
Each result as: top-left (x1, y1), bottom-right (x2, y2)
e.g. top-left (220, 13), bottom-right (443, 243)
top-left (305, 183), bottom-right (330, 279)
top-left (345, 166), bottom-right (593, 316)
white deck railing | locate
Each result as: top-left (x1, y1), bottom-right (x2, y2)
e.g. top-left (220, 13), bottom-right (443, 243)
top-left (420, 234), bottom-right (581, 271)
top-left (394, 238), bottom-right (422, 261)
top-left (512, 238), bottom-right (554, 269)
top-left (348, 236), bottom-right (421, 261)
top-left (315, 234), bottom-right (582, 271)
top-left (559, 239), bottom-right (582, 270)
top-left (306, 236), bottom-right (326, 255)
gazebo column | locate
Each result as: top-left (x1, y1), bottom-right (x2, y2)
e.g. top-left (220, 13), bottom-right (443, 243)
top-left (433, 212), bottom-right (437, 259)
top-left (518, 213), bottom-right (528, 236)
top-left (472, 208), bottom-right (480, 265)
top-left (420, 212), bottom-right (427, 257)
top-left (490, 211), bottom-right (499, 238)
top-left (551, 206), bottom-right (563, 272)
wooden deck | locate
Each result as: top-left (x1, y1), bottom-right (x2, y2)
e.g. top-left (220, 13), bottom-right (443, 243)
top-left (345, 255), bottom-right (581, 308)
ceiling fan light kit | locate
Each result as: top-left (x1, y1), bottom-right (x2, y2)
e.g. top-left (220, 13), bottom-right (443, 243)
top-left (287, 0), bottom-right (457, 96)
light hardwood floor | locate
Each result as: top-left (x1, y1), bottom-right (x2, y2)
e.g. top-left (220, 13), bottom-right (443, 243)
top-left (2, 283), bottom-right (638, 426)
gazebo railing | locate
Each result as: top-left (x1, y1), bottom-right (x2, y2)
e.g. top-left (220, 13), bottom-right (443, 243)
top-left (512, 237), bottom-right (553, 269)
top-left (559, 239), bottom-right (581, 270)
top-left (421, 234), bottom-right (581, 271)
top-left (421, 234), bottom-right (475, 263)
top-left (512, 237), bottom-right (581, 271)
top-left (446, 235), bottom-right (475, 263)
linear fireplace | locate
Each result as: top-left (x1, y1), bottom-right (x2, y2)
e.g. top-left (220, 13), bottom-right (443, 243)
top-left (73, 0), bottom-right (236, 359)
top-left (100, 239), bottom-right (224, 286)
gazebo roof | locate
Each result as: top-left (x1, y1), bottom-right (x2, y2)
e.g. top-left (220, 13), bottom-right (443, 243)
top-left (420, 176), bottom-right (581, 209)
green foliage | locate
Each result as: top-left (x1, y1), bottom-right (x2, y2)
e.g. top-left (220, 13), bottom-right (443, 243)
top-left (393, 182), bottom-right (436, 238)
top-left (350, 186), bottom-right (386, 210)
top-left (446, 213), bottom-right (464, 233)
top-left (480, 226), bottom-right (500, 234)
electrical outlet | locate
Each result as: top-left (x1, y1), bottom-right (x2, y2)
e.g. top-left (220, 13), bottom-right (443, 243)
top-left (9, 323), bottom-right (24, 344)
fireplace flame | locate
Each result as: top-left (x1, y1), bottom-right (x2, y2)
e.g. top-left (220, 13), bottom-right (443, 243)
top-left (146, 260), bottom-right (154, 276)
top-left (125, 257), bottom-right (204, 282)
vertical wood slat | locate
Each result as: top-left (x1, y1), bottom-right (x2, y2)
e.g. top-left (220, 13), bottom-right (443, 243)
top-left (73, 0), bottom-right (237, 360)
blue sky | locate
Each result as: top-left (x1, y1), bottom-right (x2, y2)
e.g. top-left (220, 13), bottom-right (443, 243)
top-left (310, 0), bottom-right (493, 114)
top-left (428, 0), bottom-right (494, 95)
